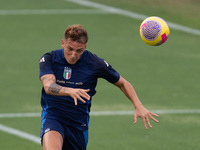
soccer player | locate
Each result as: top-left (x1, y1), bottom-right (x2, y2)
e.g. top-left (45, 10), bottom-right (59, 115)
top-left (39, 24), bottom-right (159, 150)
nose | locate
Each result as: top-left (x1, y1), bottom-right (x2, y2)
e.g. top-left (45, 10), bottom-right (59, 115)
top-left (71, 51), bottom-right (76, 58)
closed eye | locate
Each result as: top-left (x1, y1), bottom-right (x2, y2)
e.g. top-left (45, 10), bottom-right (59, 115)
top-left (67, 46), bottom-right (73, 51)
top-left (77, 49), bottom-right (84, 53)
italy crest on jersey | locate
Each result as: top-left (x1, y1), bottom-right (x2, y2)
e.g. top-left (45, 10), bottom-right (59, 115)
top-left (63, 67), bottom-right (72, 80)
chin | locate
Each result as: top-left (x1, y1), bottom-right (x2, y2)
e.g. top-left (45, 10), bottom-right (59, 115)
top-left (68, 61), bottom-right (77, 64)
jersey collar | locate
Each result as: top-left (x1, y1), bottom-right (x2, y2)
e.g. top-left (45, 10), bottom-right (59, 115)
top-left (61, 48), bottom-right (84, 63)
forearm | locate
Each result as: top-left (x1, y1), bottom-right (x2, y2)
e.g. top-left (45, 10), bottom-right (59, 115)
top-left (41, 75), bottom-right (71, 96)
top-left (46, 82), bottom-right (71, 96)
top-left (114, 76), bottom-right (142, 108)
top-left (120, 81), bottom-right (142, 108)
top-left (40, 75), bottom-right (90, 105)
top-left (115, 76), bottom-right (159, 129)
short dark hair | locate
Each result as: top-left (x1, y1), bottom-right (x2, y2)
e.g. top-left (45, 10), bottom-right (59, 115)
top-left (64, 24), bottom-right (88, 44)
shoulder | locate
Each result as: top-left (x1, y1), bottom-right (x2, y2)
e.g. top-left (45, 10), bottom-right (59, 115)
top-left (82, 50), bottom-right (108, 67)
top-left (39, 49), bottom-right (63, 63)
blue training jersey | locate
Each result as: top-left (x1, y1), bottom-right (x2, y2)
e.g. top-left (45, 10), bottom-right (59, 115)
top-left (39, 49), bottom-right (120, 131)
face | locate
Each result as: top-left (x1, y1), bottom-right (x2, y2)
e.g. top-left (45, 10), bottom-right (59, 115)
top-left (61, 38), bottom-right (87, 64)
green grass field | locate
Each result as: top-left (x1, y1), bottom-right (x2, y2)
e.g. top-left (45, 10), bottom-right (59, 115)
top-left (0, 0), bottom-right (200, 149)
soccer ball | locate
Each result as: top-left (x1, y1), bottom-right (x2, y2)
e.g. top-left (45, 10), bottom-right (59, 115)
top-left (139, 16), bottom-right (170, 46)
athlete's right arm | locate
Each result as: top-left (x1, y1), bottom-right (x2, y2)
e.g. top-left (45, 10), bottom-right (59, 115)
top-left (40, 74), bottom-right (90, 105)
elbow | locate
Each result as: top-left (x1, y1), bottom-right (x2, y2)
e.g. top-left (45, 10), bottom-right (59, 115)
top-left (43, 85), bottom-right (51, 95)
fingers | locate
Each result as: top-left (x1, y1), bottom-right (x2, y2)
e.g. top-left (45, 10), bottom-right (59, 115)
top-left (71, 89), bottom-right (90, 105)
top-left (133, 114), bottom-right (137, 124)
top-left (142, 118), bottom-right (148, 129)
top-left (74, 98), bottom-right (77, 106)
top-left (150, 111), bottom-right (159, 118)
top-left (134, 113), bottom-right (150, 129)
top-left (149, 112), bottom-right (159, 123)
top-left (80, 89), bottom-right (90, 100)
top-left (145, 113), bottom-right (159, 129)
top-left (145, 116), bottom-right (153, 129)
top-left (73, 96), bottom-right (85, 106)
top-left (134, 111), bottom-right (159, 129)
top-left (141, 116), bottom-right (152, 129)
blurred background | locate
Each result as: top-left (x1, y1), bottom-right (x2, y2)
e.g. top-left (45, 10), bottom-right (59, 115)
top-left (0, 0), bottom-right (200, 149)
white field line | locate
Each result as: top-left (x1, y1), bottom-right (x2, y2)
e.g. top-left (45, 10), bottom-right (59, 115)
top-left (92, 109), bottom-right (200, 115)
top-left (0, 109), bottom-right (199, 145)
top-left (0, 109), bottom-right (200, 118)
top-left (0, 123), bottom-right (40, 144)
top-left (0, 112), bottom-right (41, 118)
top-left (66, 0), bottom-right (200, 36)
top-left (0, 9), bottom-right (110, 15)
top-left (0, 1), bottom-right (199, 36)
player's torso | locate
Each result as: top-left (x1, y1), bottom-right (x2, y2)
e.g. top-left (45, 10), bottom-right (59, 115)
top-left (51, 50), bottom-right (98, 95)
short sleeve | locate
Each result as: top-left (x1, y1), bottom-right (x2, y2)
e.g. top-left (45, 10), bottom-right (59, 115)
top-left (92, 54), bottom-right (120, 83)
top-left (39, 53), bottom-right (55, 78)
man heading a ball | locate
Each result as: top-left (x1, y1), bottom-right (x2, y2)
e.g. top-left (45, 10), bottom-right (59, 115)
top-left (39, 24), bottom-right (159, 150)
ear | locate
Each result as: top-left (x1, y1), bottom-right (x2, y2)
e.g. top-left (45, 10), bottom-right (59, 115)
top-left (61, 39), bottom-right (65, 48)
top-left (85, 44), bottom-right (87, 49)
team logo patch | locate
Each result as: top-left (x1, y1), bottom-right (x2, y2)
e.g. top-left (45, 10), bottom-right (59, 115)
top-left (63, 67), bottom-right (72, 80)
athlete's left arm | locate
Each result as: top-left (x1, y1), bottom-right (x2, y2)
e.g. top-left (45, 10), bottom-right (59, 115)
top-left (114, 75), bottom-right (159, 129)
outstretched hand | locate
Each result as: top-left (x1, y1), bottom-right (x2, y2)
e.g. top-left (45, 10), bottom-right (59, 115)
top-left (134, 105), bottom-right (159, 129)
top-left (68, 88), bottom-right (90, 105)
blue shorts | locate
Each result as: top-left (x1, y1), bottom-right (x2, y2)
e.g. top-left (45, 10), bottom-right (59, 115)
top-left (40, 118), bottom-right (88, 150)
